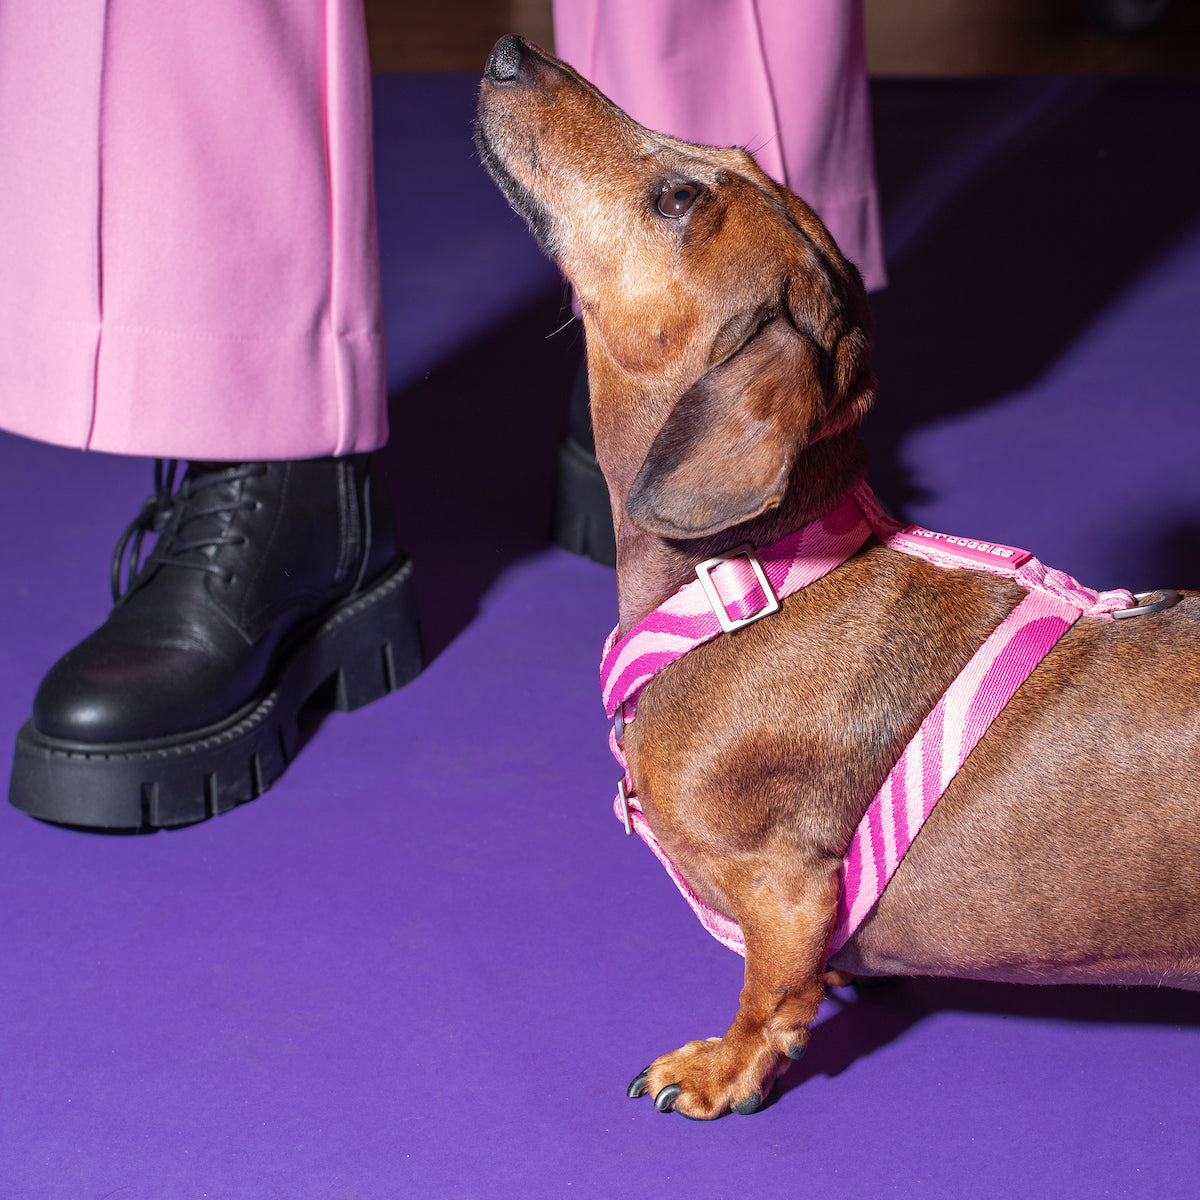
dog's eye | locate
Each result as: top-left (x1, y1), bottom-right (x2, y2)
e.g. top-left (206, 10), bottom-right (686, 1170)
top-left (657, 184), bottom-right (699, 218)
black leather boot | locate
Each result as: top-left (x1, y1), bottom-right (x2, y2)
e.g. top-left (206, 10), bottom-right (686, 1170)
top-left (8, 455), bottom-right (423, 829)
top-left (550, 360), bottom-right (616, 568)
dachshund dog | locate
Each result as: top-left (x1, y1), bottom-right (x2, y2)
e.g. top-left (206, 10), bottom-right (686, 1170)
top-left (477, 35), bottom-right (1200, 1120)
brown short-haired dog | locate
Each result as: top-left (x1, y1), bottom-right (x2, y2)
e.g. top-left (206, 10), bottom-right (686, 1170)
top-left (477, 35), bottom-right (1200, 1120)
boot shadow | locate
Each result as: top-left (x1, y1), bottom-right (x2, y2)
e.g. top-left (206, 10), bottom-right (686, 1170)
top-left (375, 287), bottom-right (582, 660)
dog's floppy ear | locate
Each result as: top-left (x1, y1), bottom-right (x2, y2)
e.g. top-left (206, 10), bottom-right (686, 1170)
top-left (625, 316), bottom-right (824, 539)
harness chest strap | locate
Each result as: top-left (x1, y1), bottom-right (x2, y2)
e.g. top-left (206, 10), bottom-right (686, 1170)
top-left (602, 484), bottom-right (1133, 959)
top-left (827, 586), bottom-right (1080, 953)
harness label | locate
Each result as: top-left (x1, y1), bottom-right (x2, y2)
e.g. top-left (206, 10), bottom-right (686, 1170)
top-left (889, 525), bottom-right (1033, 570)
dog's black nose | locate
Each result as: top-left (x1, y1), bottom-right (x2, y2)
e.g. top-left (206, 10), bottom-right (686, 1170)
top-left (485, 34), bottom-right (524, 83)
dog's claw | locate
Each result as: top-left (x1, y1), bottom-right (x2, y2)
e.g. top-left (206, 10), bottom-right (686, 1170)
top-left (626, 1068), bottom-right (651, 1099)
top-left (653, 1083), bottom-right (682, 1113)
top-left (732, 1092), bottom-right (762, 1115)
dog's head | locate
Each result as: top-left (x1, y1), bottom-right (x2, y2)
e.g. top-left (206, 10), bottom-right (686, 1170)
top-left (478, 35), bottom-right (875, 543)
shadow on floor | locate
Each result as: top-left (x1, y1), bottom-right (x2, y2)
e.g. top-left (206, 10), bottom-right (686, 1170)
top-left (864, 78), bottom-right (1200, 514)
top-left (376, 286), bottom-right (583, 659)
top-left (775, 974), bottom-right (1200, 1100)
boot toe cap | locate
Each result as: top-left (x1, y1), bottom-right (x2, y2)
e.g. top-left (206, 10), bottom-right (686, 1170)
top-left (32, 642), bottom-right (252, 744)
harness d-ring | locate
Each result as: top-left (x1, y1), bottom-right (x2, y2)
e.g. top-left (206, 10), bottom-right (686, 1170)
top-left (1111, 589), bottom-right (1183, 619)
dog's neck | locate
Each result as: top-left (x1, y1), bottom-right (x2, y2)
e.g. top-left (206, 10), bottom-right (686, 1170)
top-left (612, 429), bottom-right (869, 635)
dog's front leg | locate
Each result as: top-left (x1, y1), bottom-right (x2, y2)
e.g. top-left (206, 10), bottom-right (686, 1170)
top-left (628, 858), bottom-right (840, 1119)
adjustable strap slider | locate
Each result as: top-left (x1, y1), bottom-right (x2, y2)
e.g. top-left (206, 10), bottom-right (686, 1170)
top-left (694, 544), bottom-right (780, 633)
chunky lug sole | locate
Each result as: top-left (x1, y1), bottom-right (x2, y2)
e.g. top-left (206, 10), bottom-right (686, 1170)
top-left (551, 435), bottom-right (616, 568)
top-left (8, 558), bottom-right (424, 830)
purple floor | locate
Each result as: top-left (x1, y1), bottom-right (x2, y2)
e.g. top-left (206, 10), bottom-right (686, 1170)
top-left (3, 76), bottom-right (1199, 1197)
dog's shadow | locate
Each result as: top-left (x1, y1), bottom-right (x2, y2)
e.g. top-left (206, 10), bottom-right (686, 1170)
top-left (775, 976), bottom-right (1200, 1100)
top-left (862, 78), bottom-right (1200, 516)
top-left (374, 288), bottom-right (582, 660)
top-left (1137, 521), bottom-right (1200, 587)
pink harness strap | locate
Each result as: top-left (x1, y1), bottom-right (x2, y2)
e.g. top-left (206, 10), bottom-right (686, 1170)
top-left (602, 485), bottom-right (1133, 959)
top-left (827, 586), bottom-right (1081, 953)
top-left (600, 491), bottom-right (872, 719)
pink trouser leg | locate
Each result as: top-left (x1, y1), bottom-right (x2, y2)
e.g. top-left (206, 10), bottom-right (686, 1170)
top-left (551, 0), bottom-right (886, 292)
top-left (0, 0), bottom-right (386, 459)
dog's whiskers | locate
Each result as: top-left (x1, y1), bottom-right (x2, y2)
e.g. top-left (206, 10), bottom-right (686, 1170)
top-left (545, 313), bottom-right (580, 339)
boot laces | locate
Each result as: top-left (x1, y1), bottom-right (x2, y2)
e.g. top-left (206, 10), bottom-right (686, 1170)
top-left (111, 460), bottom-right (267, 602)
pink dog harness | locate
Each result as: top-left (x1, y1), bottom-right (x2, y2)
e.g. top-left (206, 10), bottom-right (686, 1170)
top-left (601, 483), bottom-right (1137, 959)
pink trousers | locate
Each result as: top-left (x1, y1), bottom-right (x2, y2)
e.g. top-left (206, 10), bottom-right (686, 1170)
top-left (0, 2), bottom-right (883, 460)
top-left (0, 0), bottom-right (386, 460)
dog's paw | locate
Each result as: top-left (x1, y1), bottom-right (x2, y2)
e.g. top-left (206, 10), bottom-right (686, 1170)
top-left (626, 1035), bottom-right (794, 1120)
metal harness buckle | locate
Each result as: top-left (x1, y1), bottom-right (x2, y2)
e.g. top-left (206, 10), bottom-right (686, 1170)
top-left (694, 543), bottom-right (781, 633)
top-left (1111, 589), bottom-right (1183, 619)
